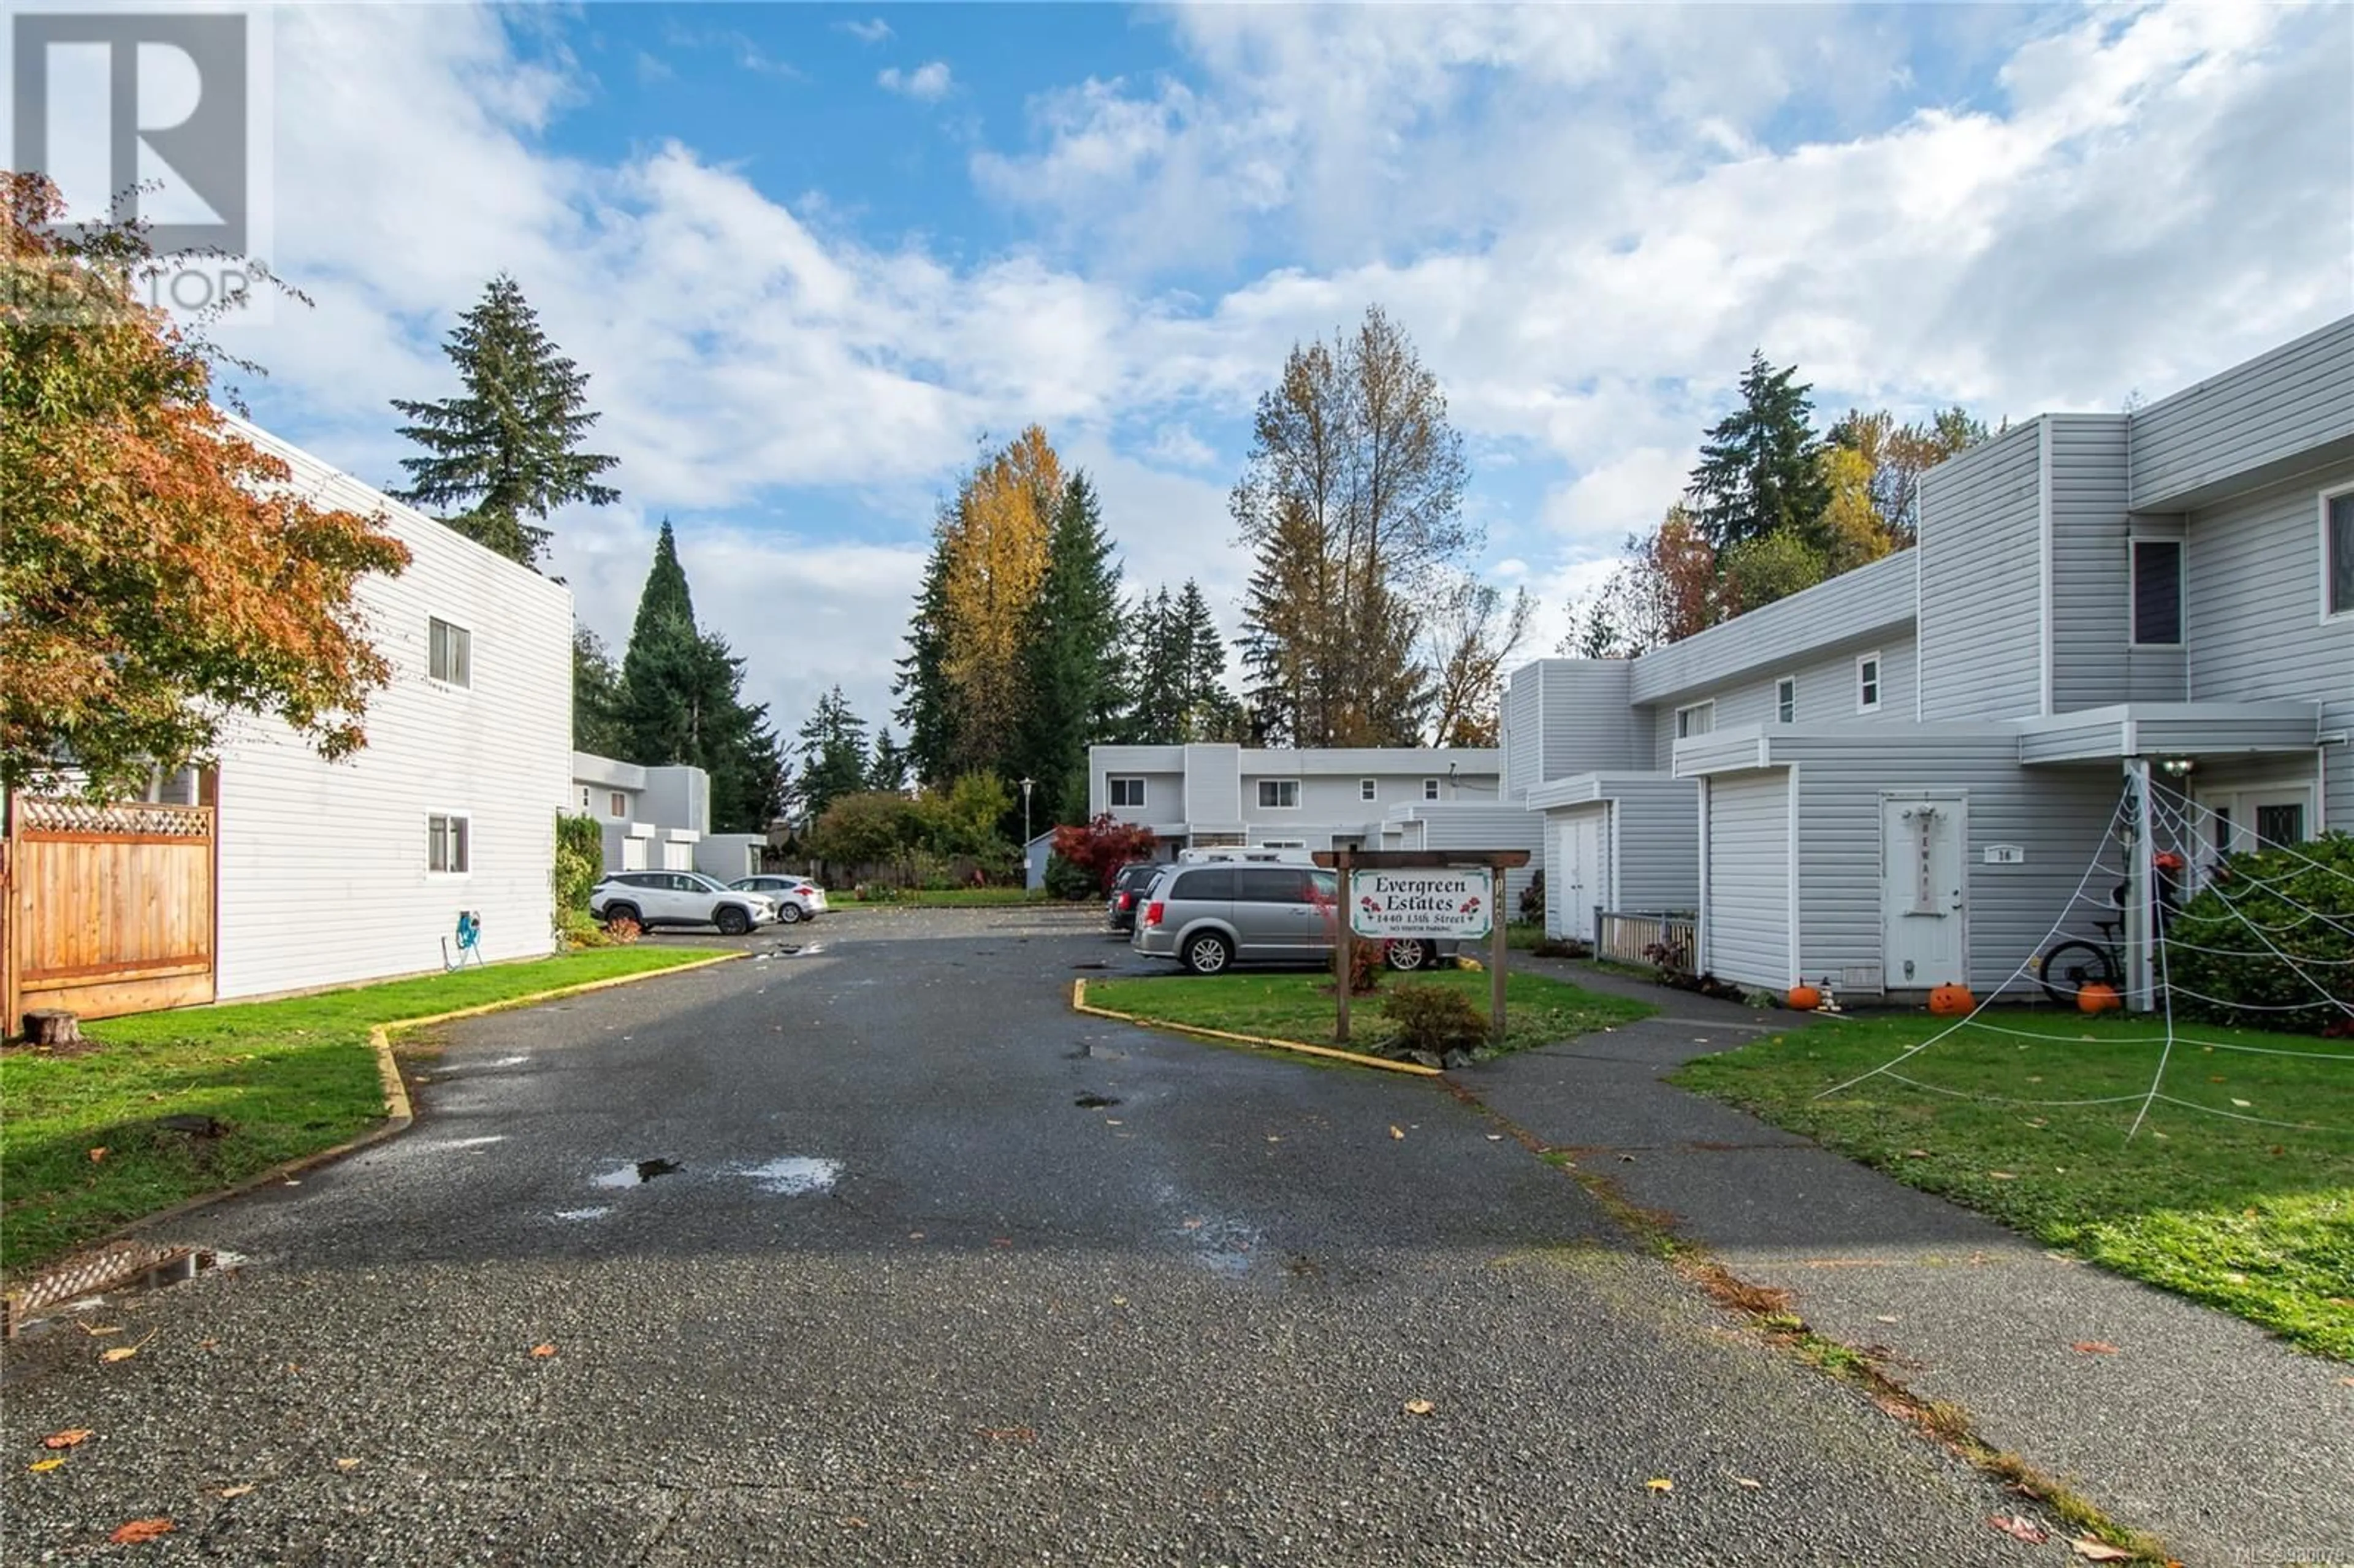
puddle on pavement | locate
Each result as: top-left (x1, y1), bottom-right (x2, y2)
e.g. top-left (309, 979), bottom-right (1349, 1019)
top-left (433, 1134), bottom-right (506, 1150)
top-left (738, 1156), bottom-right (841, 1195)
top-left (1073, 1094), bottom-right (1121, 1109)
top-left (593, 1157), bottom-right (684, 1188)
top-left (553, 1207), bottom-right (610, 1222)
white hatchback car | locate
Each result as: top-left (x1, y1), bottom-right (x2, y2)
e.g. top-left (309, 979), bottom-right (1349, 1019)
top-left (590, 871), bottom-right (778, 935)
top-left (731, 874), bottom-right (829, 924)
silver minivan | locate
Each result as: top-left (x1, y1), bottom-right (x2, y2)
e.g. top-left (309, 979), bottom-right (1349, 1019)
top-left (1130, 862), bottom-right (1444, 975)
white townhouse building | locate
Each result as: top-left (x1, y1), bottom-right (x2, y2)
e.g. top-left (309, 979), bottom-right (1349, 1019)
top-left (1507, 314), bottom-right (2352, 1002)
top-left (197, 418), bottom-right (577, 999)
top-left (568, 751), bottom-right (769, 880)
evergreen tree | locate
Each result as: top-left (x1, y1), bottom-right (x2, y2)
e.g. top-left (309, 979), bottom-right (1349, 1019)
top-left (390, 274), bottom-right (620, 569)
top-left (1013, 472), bottom-right (1127, 825)
top-left (572, 623), bottom-right (627, 755)
top-left (1171, 579), bottom-right (1232, 740)
top-left (612, 520), bottom-right (785, 832)
top-left (892, 538), bottom-right (959, 789)
top-left (794, 685), bottom-right (871, 825)
top-left (1685, 351), bottom-right (1830, 552)
top-left (867, 728), bottom-right (910, 793)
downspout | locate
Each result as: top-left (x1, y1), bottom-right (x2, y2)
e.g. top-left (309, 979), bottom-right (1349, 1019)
top-left (2128, 757), bottom-right (2157, 1013)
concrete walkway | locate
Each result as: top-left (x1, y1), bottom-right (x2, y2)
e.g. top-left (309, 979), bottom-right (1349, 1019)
top-left (1468, 954), bottom-right (2354, 1566)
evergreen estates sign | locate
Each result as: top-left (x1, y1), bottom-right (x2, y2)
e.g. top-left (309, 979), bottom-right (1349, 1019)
top-left (1349, 868), bottom-right (1493, 941)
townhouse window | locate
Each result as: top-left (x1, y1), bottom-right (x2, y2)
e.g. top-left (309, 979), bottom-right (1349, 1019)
top-left (1258, 779), bottom-right (1300, 809)
top-left (1256, 839), bottom-right (1307, 851)
top-left (427, 813), bottom-right (470, 875)
top-left (2257, 802), bottom-right (2307, 846)
top-left (1109, 777), bottom-right (1146, 809)
top-left (610, 791), bottom-right (628, 818)
top-left (1856, 652), bottom-right (1883, 713)
top-left (1422, 778), bottom-right (1441, 801)
top-left (2327, 488), bottom-right (2354, 619)
top-left (1675, 701), bottom-right (1715, 740)
top-left (1359, 778), bottom-right (1378, 802)
top-left (429, 617), bottom-right (471, 687)
top-left (577, 786), bottom-right (591, 812)
top-left (2131, 539), bottom-right (2183, 645)
top-left (1775, 677), bottom-right (1797, 725)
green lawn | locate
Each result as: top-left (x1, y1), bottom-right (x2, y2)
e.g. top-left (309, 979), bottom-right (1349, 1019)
top-left (838, 888), bottom-right (1059, 908)
top-left (1672, 1011), bottom-right (2354, 1358)
top-left (1085, 967), bottom-right (1655, 1061)
top-left (1, 946), bottom-right (726, 1276)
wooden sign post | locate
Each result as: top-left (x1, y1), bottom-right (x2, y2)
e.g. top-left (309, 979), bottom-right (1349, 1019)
top-left (1315, 848), bottom-right (1531, 1046)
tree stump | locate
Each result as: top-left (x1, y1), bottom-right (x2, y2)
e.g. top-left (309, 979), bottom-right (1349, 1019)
top-left (24, 1009), bottom-right (82, 1048)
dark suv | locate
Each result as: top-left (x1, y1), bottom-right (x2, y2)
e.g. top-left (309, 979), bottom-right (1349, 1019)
top-left (1104, 862), bottom-right (1162, 933)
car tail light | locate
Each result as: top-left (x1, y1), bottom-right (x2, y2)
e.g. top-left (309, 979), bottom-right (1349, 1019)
top-left (1143, 900), bottom-right (1164, 927)
top-left (1118, 891), bottom-right (1133, 910)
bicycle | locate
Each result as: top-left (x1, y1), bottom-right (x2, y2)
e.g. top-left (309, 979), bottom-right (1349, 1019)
top-left (2035, 852), bottom-right (2187, 1007)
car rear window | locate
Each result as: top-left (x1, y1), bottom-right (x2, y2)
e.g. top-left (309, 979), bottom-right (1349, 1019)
top-left (1170, 866), bottom-right (1233, 900)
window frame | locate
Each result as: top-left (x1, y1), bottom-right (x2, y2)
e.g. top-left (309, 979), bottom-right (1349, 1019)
top-left (426, 812), bottom-right (471, 876)
top-left (1856, 650), bottom-right (1883, 714)
top-left (1255, 838), bottom-right (1307, 850)
top-left (1422, 778), bottom-right (1441, 801)
top-left (609, 790), bottom-right (628, 818)
top-left (577, 785), bottom-right (591, 812)
top-left (428, 617), bottom-right (472, 689)
top-left (1674, 699), bottom-right (1715, 740)
top-left (1108, 776), bottom-right (1147, 809)
top-left (2323, 482), bottom-right (2354, 623)
top-left (1256, 778), bottom-right (1301, 810)
top-left (1775, 676), bottom-right (1796, 725)
top-left (1358, 778), bottom-right (1378, 802)
top-left (2129, 536), bottom-right (2185, 647)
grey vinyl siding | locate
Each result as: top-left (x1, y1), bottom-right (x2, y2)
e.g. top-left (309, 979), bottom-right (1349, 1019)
top-left (1652, 635), bottom-right (1920, 769)
top-left (1918, 421), bottom-right (2044, 721)
top-left (1403, 803), bottom-right (1544, 911)
top-left (1502, 671), bottom-right (1543, 798)
top-left (2128, 316), bottom-right (2354, 509)
top-left (1613, 778), bottom-right (1701, 913)
top-left (1777, 735), bottom-right (2120, 995)
top-left (1627, 550), bottom-right (1915, 707)
top-left (1541, 661), bottom-right (1645, 779)
top-left (1184, 744), bottom-right (1243, 821)
top-left (1702, 770), bottom-right (1790, 988)
top-left (2046, 416), bottom-right (2189, 708)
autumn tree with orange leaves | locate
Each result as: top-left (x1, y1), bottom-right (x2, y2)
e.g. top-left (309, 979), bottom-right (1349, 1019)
top-left (0, 173), bottom-right (410, 800)
top-left (931, 425), bottom-right (1064, 775)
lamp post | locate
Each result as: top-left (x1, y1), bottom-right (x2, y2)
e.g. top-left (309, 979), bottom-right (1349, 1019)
top-left (1019, 777), bottom-right (1035, 859)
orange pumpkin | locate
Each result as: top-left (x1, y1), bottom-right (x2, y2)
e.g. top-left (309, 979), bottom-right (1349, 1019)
top-left (1787, 984), bottom-right (1822, 1011)
top-left (1927, 983), bottom-right (1975, 1016)
top-left (2077, 982), bottom-right (2123, 1014)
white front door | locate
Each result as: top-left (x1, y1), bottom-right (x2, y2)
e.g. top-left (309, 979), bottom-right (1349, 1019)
top-left (1552, 812), bottom-right (1604, 942)
top-left (1881, 794), bottom-right (1966, 989)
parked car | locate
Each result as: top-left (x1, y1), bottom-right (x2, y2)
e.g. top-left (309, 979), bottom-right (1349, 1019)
top-left (1104, 861), bottom-right (1163, 933)
top-left (591, 871), bottom-right (777, 935)
top-left (1130, 863), bottom-right (1447, 975)
top-left (731, 874), bottom-right (828, 924)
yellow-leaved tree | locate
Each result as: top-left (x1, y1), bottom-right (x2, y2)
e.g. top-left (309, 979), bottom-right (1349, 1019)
top-left (937, 425), bottom-right (1062, 773)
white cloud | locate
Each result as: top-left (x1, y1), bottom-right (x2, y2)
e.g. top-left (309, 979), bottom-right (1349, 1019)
top-left (878, 61), bottom-right (953, 102)
top-left (215, 1), bottom-right (2350, 737)
top-left (839, 18), bottom-right (893, 45)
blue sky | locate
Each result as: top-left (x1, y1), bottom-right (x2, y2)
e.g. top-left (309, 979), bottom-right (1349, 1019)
top-left (149, 1), bottom-right (2353, 739)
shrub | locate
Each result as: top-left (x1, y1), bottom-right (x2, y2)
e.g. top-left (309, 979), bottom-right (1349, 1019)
top-left (552, 813), bottom-right (604, 943)
top-left (808, 791), bottom-right (924, 868)
top-left (1346, 940), bottom-right (1381, 995)
top-left (1050, 813), bottom-right (1159, 892)
top-left (1379, 983), bottom-right (1488, 1057)
top-left (1519, 869), bottom-right (1545, 924)
top-left (1042, 851), bottom-right (1099, 902)
top-left (2167, 831), bottom-right (2354, 1033)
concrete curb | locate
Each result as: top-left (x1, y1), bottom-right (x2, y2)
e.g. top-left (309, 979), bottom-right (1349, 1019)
top-left (52, 952), bottom-right (745, 1256)
top-left (1070, 978), bottom-right (1443, 1078)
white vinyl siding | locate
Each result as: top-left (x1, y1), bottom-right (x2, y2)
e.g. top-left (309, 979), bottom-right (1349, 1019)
top-left (429, 617), bottom-right (471, 687)
top-left (2128, 316), bottom-right (2354, 509)
top-left (210, 417), bottom-right (571, 1000)
top-left (1702, 770), bottom-right (1790, 988)
top-left (1917, 421), bottom-right (2043, 721)
top-left (1109, 777), bottom-right (1146, 809)
top-left (1653, 634), bottom-right (1920, 770)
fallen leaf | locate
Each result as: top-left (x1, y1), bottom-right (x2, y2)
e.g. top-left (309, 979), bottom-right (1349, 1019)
top-left (42, 1428), bottom-right (93, 1450)
top-left (1105, 1119), bottom-right (1123, 1126)
top-left (1904, 1148), bottom-right (1931, 1159)
top-left (1389, 1125), bottom-right (1406, 1140)
top-left (75, 1323), bottom-right (121, 1337)
top-left (28, 1458), bottom-right (66, 1473)
top-left (1873, 1315), bottom-right (1899, 1324)
top-left (1988, 1515), bottom-right (2049, 1543)
top-left (1111, 1296), bottom-right (1127, 1306)
top-left (1645, 1477), bottom-right (1674, 1493)
top-left (109, 1518), bottom-right (175, 1544)
top-left (842, 1517), bottom-right (867, 1529)
top-left (1402, 1399), bottom-right (1434, 1417)
top-left (2230, 1098), bottom-right (2251, 1108)
top-left (529, 1344), bottom-right (556, 1359)
top-left (335, 1458), bottom-right (360, 1471)
top-left (2068, 1539), bottom-right (2133, 1562)
top-left (1181, 1218), bottom-right (1203, 1230)
top-left (2071, 1341), bottom-right (2120, 1355)
top-left (99, 1330), bottom-right (158, 1364)
top-left (218, 1484), bottom-right (254, 1498)
top-left (1485, 1133), bottom-right (1503, 1141)
top-left (978, 1426), bottom-right (1036, 1444)
top-left (1986, 1171), bottom-right (2018, 1181)
top-left (88, 1147), bottom-right (107, 1163)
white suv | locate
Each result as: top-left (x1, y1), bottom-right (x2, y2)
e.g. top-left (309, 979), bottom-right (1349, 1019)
top-left (590, 872), bottom-right (777, 935)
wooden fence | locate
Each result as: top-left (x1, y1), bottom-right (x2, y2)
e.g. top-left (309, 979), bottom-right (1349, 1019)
top-left (2, 795), bottom-right (217, 1032)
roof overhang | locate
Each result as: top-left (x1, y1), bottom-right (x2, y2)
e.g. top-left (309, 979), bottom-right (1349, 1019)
top-left (2016, 702), bottom-right (2321, 765)
top-left (1526, 771), bottom-right (1683, 810)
